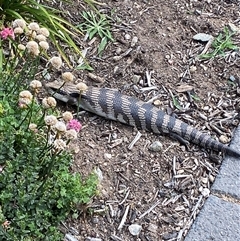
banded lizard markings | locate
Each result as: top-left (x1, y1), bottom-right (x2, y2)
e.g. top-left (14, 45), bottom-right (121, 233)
top-left (44, 82), bottom-right (240, 158)
top-left (112, 90), bottom-right (129, 124)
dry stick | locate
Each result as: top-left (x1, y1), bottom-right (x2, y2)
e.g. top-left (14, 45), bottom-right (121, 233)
top-left (176, 195), bottom-right (203, 241)
top-left (110, 235), bottom-right (123, 241)
top-left (200, 37), bottom-right (214, 56)
top-left (118, 205), bottom-right (130, 230)
top-left (138, 200), bottom-right (161, 220)
top-left (128, 131), bottom-right (142, 150)
top-left (145, 69), bottom-right (153, 87)
top-left (119, 189), bottom-right (130, 205)
top-left (140, 86), bottom-right (158, 92)
top-left (173, 156), bottom-right (177, 176)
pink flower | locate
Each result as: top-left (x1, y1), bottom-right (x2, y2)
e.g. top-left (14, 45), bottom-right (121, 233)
top-left (66, 119), bottom-right (82, 132)
top-left (0, 27), bottom-right (15, 40)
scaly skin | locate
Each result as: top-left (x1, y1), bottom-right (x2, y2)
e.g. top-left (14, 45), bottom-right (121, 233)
top-left (44, 81), bottom-right (240, 158)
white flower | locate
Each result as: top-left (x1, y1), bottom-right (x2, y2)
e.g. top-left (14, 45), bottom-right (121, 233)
top-left (35, 34), bottom-right (47, 42)
top-left (42, 97), bottom-right (57, 109)
top-left (18, 44), bottom-right (26, 51)
top-left (29, 123), bottom-right (38, 132)
top-left (44, 115), bottom-right (58, 126)
top-left (37, 27), bottom-right (50, 37)
top-left (62, 111), bottom-right (73, 122)
top-left (30, 80), bottom-right (42, 91)
top-left (28, 22), bottom-right (40, 31)
top-left (12, 19), bottom-right (26, 29)
top-left (18, 98), bottom-right (32, 109)
top-left (19, 90), bottom-right (33, 100)
top-left (26, 29), bottom-right (37, 39)
top-left (26, 41), bottom-right (40, 56)
top-left (62, 72), bottom-right (74, 82)
top-left (65, 129), bottom-right (78, 140)
top-left (53, 139), bottom-right (66, 151)
top-left (76, 82), bottom-right (88, 92)
top-left (54, 121), bottom-right (66, 133)
top-left (49, 56), bottom-right (62, 70)
top-left (14, 27), bottom-right (24, 35)
top-left (39, 41), bottom-right (49, 51)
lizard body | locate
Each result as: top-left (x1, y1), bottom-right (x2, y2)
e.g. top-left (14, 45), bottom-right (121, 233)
top-left (44, 81), bottom-right (240, 158)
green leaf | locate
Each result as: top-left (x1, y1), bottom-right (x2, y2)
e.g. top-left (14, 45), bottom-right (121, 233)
top-left (172, 96), bottom-right (182, 110)
top-left (98, 36), bottom-right (108, 55)
top-left (76, 63), bottom-right (94, 71)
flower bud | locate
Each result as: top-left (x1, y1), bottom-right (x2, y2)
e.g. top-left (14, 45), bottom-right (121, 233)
top-left (42, 97), bottom-right (57, 109)
top-left (76, 82), bottom-right (88, 92)
top-left (49, 56), bottom-right (62, 70)
top-left (44, 115), bottom-right (58, 126)
top-left (62, 111), bottom-right (73, 122)
top-left (62, 72), bottom-right (74, 82)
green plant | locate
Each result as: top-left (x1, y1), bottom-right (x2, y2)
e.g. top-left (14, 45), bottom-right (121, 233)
top-left (200, 27), bottom-right (238, 59)
top-left (0, 20), bottom-right (98, 240)
top-left (0, 0), bottom-right (99, 66)
top-left (77, 10), bottom-right (114, 56)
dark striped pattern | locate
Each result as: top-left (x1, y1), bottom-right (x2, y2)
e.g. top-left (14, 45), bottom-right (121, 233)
top-left (46, 83), bottom-right (240, 158)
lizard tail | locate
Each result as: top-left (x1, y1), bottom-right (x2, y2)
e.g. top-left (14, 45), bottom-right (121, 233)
top-left (178, 122), bottom-right (240, 158)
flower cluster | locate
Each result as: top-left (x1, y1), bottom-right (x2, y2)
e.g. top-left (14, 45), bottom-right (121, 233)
top-left (6, 19), bottom-right (51, 56)
top-left (27, 105), bottom-right (82, 152)
top-left (7, 19), bottom-right (84, 153)
top-left (43, 112), bottom-right (82, 151)
top-left (0, 28), bottom-right (15, 40)
top-left (66, 119), bottom-right (82, 132)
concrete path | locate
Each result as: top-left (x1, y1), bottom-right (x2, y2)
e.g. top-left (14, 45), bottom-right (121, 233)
top-left (185, 126), bottom-right (240, 241)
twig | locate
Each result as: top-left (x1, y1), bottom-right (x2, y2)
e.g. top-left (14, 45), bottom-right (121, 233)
top-left (128, 131), bottom-right (142, 150)
top-left (117, 205), bottom-right (130, 230)
top-left (173, 156), bottom-right (176, 176)
top-left (140, 86), bottom-right (158, 92)
top-left (145, 69), bottom-right (154, 87)
top-left (200, 37), bottom-right (214, 56)
top-left (138, 200), bottom-right (161, 219)
top-left (110, 235), bottom-right (123, 241)
top-left (119, 189), bottom-right (130, 205)
top-left (177, 195), bottom-right (203, 241)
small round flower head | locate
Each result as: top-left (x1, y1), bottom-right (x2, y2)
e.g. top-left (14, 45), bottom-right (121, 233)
top-left (65, 129), bottom-right (78, 140)
top-left (62, 111), bottom-right (73, 122)
top-left (29, 123), bottom-right (38, 133)
top-left (37, 27), bottom-right (50, 37)
top-left (14, 27), bottom-right (24, 35)
top-left (76, 82), bottom-right (88, 92)
top-left (0, 27), bottom-right (15, 40)
top-left (62, 72), bottom-right (74, 82)
top-left (19, 90), bottom-right (33, 100)
top-left (39, 41), bottom-right (49, 51)
top-left (44, 115), bottom-right (57, 126)
top-left (42, 96), bottom-right (57, 109)
top-left (49, 56), bottom-right (62, 70)
top-left (18, 44), bottom-right (26, 51)
top-left (35, 34), bottom-right (46, 42)
top-left (66, 119), bottom-right (82, 132)
top-left (26, 29), bottom-right (37, 39)
top-left (28, 22), bottom-right (40, 31)
top-left (54, 121), bottom-right (66, 133)
top-left (53, 139), bottom-right (66, 151)
top-left (30, 80), bottom-right (42, 93)
top-left (26, 40), bottom-right (40, 56)
top-left (12, 19), bottom-right (26, 29)
top-left (18, 98), bottom-right (32, 108)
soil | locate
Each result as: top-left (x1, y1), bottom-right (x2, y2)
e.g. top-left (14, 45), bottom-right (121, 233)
top-left (49, 0), bottom-right (240, 240)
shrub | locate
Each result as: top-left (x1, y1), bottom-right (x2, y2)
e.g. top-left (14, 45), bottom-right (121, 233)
top-left (0, 20), bottom-right (98, 240)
